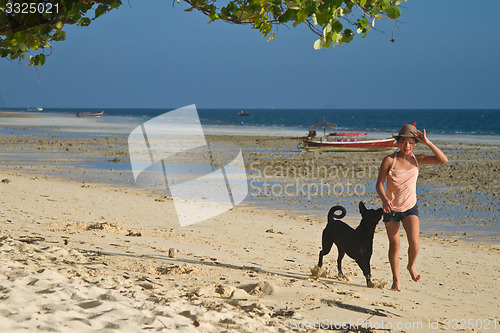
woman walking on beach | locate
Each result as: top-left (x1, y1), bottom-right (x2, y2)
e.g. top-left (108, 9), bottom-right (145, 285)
top-left (376, 124), bottom-right (448, 291)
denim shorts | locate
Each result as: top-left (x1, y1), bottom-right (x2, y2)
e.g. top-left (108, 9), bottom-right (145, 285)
top-left (383, 204), bottom-right (419, 222)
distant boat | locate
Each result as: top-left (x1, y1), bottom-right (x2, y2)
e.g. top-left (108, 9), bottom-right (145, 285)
top-left (76, 110), bottom-right (104, 117)
top-left (27, 107), bottom-right (43, 112)
top-left (238, 110), bottom-right (250, 116)
top-left (297, 117), bottom-right (398, 152)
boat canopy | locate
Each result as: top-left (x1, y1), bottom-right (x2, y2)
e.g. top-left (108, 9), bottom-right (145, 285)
top-left (313, 121), bottom-right (335, 127)
top-left (310, 117), bottom-right (367, 137)
top-left (329, 132), bottom-right (367, 136)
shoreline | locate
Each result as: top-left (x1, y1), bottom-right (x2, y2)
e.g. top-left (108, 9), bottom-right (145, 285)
top-left (1, 110), bottom-right (500, 143)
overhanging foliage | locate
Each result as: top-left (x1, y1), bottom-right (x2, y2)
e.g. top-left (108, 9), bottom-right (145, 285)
top-left (0, 0), bottom-right (405, 66)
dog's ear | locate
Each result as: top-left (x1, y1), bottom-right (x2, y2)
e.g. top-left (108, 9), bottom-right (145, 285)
top-left (359, 201), bottom-right (366, 214)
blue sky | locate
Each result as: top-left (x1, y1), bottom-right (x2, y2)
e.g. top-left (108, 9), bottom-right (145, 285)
top-left (1, 0), bottom-right (499, 109)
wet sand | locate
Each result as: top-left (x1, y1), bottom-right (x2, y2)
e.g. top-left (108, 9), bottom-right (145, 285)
top-left (1, 131), bottom-right (498, 241)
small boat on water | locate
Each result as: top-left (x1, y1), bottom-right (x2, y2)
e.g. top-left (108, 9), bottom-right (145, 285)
top-left (298, 118), bottom-right (397, 152)
top-left (301, 136), bottom-right (397, 152)
top-left (76, 110), bottom-right (104, 117)
top-left (238, 110), bottom-right (250, 116)
top-left (27, 107), bottom-right (43, 112)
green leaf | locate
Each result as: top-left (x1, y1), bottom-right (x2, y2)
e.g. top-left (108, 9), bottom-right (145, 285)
top-left (286, 1), bottom-right (301, 10)
top-left (323, 21), bottom-right (332, 34)
top-left (95, 4), bottom-right (107, 18)
top-left (333, 7), bottom-right (343, 18)
top-left (357, 18), bottom-right (367, 29)
top-left (14, 32), bottom-right (27, 43)
top-left (79, 18), bottom-right (92, 27)
top-left (311, 13), bottom-right (317, 25)
top-left (41, 25), bottom-right (52, 35)
top-left (19, 44), bottom-right (30, 52)
top-left (52, 30), bottom-right (66, 42)
top-left (313, 37), bottom-right (325, 50)
top-left (315, 11), bottom-right (330, 26)
top-left (235, 10), bottom-right (252, 21)
top-left (297, 10), bottom-right (307, 23)
top-left (387, 6), bottom-right (401, 19)
top-left (29, 39), bottom-right (40, 50)
top-left (343, 3), bottom-right (353, 14)
top-left (110, 1), bottom-right (121, 9)
top-left (331, 20), bottom-right (343, 33)
top-left (30, 54), bottom-right (46, 66)
top-left (325, 33), bottom-right (332, 48)
top-left (68, 9), bottom-right (80, 19)
top-left (362, 27), bottom-right (371, 39)
top-left (340, 29), bottom-right (354, 43)
top-left (330, 31), bottom-right (337, 47)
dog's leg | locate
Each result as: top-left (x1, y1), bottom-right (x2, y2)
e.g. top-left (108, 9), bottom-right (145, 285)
top-left (318, 248), bottom-right (332, 267)
top-left (336, 249), bottom-right (346, 278)
top-left (357, 256), bottom-right (374, 287)
top-left (318, 231), bottom-right (335, 268)
top-left (318, 250), bottom-right (324, 267)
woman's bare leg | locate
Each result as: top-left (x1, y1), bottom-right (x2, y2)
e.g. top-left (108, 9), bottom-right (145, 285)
top-left (402, 215), bottom-right (421, 282)
top-left (385, 221), bottom-right (401, 291)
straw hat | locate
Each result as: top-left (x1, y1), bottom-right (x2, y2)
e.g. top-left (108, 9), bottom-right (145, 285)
top-left (393, 124), bottom-right (420, 142)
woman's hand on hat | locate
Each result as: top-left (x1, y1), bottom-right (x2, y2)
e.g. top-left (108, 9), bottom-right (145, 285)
top-left (416, 129), bottom-right (430, 145)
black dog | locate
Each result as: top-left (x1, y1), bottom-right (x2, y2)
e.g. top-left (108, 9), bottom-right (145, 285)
top-left (318, 202), bottom-right (384, 287)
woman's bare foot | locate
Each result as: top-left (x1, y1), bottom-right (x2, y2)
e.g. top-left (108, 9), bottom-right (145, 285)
top-left (389, 278), bottom-right (401, 291)
top-left (407, 265), bottom-right (421, 282)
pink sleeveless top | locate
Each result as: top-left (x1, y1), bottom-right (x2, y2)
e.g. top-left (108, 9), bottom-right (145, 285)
top-left (386, 152), bottom-right (419, 212)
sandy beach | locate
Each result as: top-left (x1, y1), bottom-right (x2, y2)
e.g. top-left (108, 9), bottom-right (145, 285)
top-left (0, 114), bottom-right (499, 332)
top-left (0, 170), bottom-right (499, 332)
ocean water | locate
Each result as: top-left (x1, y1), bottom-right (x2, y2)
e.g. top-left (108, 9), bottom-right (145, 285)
top-left (3, 108), bottom-right (499, 136)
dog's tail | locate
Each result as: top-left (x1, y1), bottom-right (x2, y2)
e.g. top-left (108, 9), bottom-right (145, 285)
top-left (328, 205), bottom-right (347, 221)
